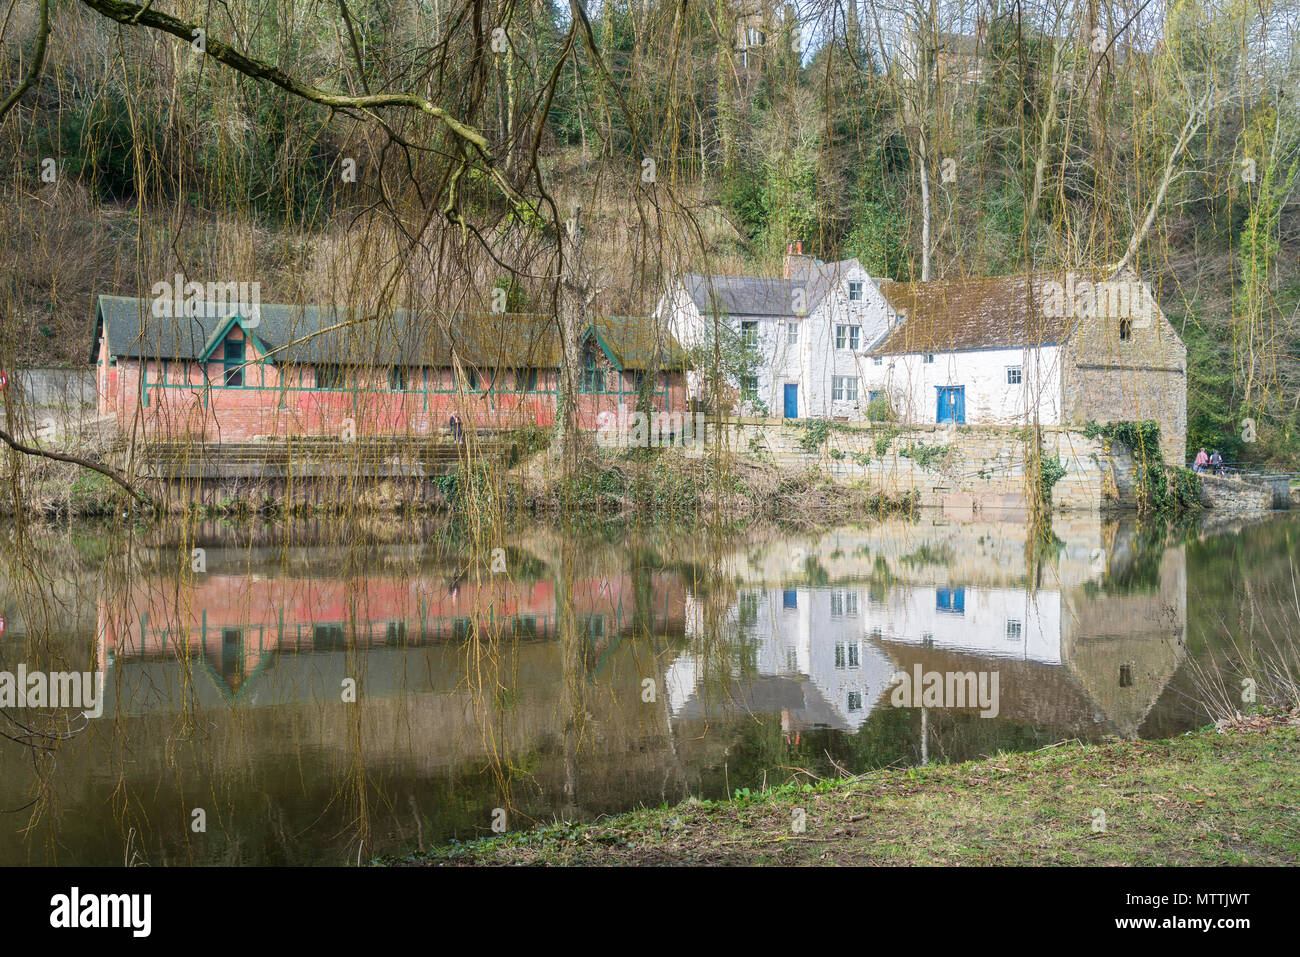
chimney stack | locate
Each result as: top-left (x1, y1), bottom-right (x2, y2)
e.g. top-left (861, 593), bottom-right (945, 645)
top-left (783, 241), bottom-right (810, 279)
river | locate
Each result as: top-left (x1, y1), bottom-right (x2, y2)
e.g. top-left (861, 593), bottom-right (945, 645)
top-left (0, 510), bottom-right (1295, 864)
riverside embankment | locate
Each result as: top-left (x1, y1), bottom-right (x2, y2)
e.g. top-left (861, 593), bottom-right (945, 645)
top-left (387, 715), bottom-right (1300, 867)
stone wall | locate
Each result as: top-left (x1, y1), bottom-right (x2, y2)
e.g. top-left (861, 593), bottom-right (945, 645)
top-left (1061, 285), bottom-right (1187, 466)
top-left (703, 419), bottom-right (1140, 512)
top-left (1197, 473), bottom-right (1276, 511)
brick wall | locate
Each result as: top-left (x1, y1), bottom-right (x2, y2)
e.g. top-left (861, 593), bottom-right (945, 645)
top-left (98, 328), bottom-right (686, 441)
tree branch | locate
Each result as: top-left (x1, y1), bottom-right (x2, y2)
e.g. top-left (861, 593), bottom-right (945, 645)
top-left (0, 429), bottom-right (150, 505)
top-left (0, 0), bottom-right (51, 124)
top-left (1111, 89), bottom-right (1211, 279)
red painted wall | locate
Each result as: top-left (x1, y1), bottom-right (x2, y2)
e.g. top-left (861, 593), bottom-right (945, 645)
top-left (97, 328), bottom-right (689, 441)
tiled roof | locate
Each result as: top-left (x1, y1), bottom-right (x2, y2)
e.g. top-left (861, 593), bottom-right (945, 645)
top-left (870, 273), bottom-right (1111, 355)
top-left (682, 258), bottom-right (862, 318)
top-left (91, 297), bottom-right (684, 371)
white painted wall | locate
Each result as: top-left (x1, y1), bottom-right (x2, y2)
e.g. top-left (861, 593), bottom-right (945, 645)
top-left (862, 585), bottom-right (1063, 665)
top-left (657, 263), bottom-right (896, 419)
top-left (862, 344), bottom-right (1063, 426)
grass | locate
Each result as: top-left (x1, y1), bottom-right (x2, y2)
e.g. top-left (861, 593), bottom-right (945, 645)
top-left (383, 713), bottom-right (1300, 866)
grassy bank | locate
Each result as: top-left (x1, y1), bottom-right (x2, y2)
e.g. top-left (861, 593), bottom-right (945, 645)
top-left (385, 714), bottom-right (1300, 866)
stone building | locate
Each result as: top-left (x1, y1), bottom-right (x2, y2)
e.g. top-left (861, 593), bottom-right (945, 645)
top-left (664, 251), bottom-right (1187, 465)
top-left (868, 269), bottom-right (1187, 464)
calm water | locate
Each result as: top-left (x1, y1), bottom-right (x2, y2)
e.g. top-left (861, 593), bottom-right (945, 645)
top-left (0, 510), bottom-right (1295, 864)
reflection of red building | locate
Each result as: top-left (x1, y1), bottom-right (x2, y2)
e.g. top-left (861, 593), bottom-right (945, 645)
top-left (92, 298), bottom-right (688, 441)
top-left (97, 562), bottom-right (687, 699)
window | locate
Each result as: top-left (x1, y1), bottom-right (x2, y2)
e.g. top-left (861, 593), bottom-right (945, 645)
top-left (1007, 366), bottom-right (1022, 385)
top-left (1119, 664), bottom-right (1134, 687)
top-left (832, 588), bottom-right (860, 618)
top-left (313, 623), bottom-right (346, 650)
top-left (741, 320), bottom-right (758, 345)
top-left (389, 367), bottom-right (407, 391)
top-left (835, 643), bottom-right (846, 668)
top-left (738, 592), bottom-right (759, 626)
top-left (847, 642), bottom-right (860, 666)
top-left (223, 338), bottom-right (245, 387)
top-left (782, 589), bottom-right (798, 610)
top-left (936, 587), bottom-right (966, 614)
top-left (847, 691), bottom-right (863, 712)
top-left (832, 376), bottom-right (859, 401)
top-left (787, 322), bottom-right (799, 345)
top-left (517, 368), bottom-right (538, 392)
top-left (848, 280), bottom-right (864, 301)
top-left (835, 325), bottom-right (860, 350)
top-left (386, 621), bottom-right (408, 644)
top-left (923, 353), bottom-right (935, 364)
top-left (465, 368), bottom-right (479, 392)
top-left (1006, 619), bottom-right (1023, 641)
top-left (873, 355), bottom-right (883, 366)
top-left (740, 375), bottom-right (759, 399)
top-left (316, 365), bottom-right (346, 390)
top-left (1119, 318), bottom-right (1133, 341)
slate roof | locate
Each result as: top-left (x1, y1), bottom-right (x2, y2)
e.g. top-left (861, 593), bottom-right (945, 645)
top-left (870, 272), bottom-right (1113, 355)
top-left (681, 258), bottom-right (863, 318)
top-left (90, 296), bottom-right (685, 371)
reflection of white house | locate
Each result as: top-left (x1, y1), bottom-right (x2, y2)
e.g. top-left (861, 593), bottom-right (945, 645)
top-left (669, 586), bottom-right (898, 730)
top-left (862, 584), bottom-right (1062, 665)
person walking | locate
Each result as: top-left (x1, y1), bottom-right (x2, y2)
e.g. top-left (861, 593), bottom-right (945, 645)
top-left (1193, 447), bottom-right (1208, 473)
top-left (1209, 449), bottom-right (1224, 475)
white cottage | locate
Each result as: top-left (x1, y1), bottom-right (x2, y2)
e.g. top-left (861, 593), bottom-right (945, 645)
top-left (662, 257), bottom-right (1186, 462)
top-left (659, 245), bottom-right (896, 419)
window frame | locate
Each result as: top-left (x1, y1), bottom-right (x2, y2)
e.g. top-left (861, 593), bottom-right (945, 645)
top-left (1006, 365), bottom-right (1023, 385)
top-left (848, 280), bottom-right (864, 302)
top-left (222, 338), bottom-right (246, 387)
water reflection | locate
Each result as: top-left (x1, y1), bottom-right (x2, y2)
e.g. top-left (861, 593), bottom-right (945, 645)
top-left (0, 511), bottom-right (1290, 864)
top-left (669, 515), bottom-right (1187, 740)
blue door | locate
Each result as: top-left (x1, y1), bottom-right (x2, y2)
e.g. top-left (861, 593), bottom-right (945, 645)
top-left (936, 386), bottom-right (965, 424)
top-left (783, 383), bottom-right (798, 419)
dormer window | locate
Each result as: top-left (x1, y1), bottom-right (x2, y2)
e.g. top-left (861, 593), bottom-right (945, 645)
top-left (223, 338), bottom-right (245, 387)
top-left (848, 281), bottom-right (864, 302)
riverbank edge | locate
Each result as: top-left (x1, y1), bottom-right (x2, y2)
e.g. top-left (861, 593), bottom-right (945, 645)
top-left (381, 714), bottom-right (1300, 866)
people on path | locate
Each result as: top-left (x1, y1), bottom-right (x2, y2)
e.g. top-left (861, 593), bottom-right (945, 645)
top-left (1193, 448), bottom-right (1208, 473)
top-left (1209, 449), bottom-right (1224, 475)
